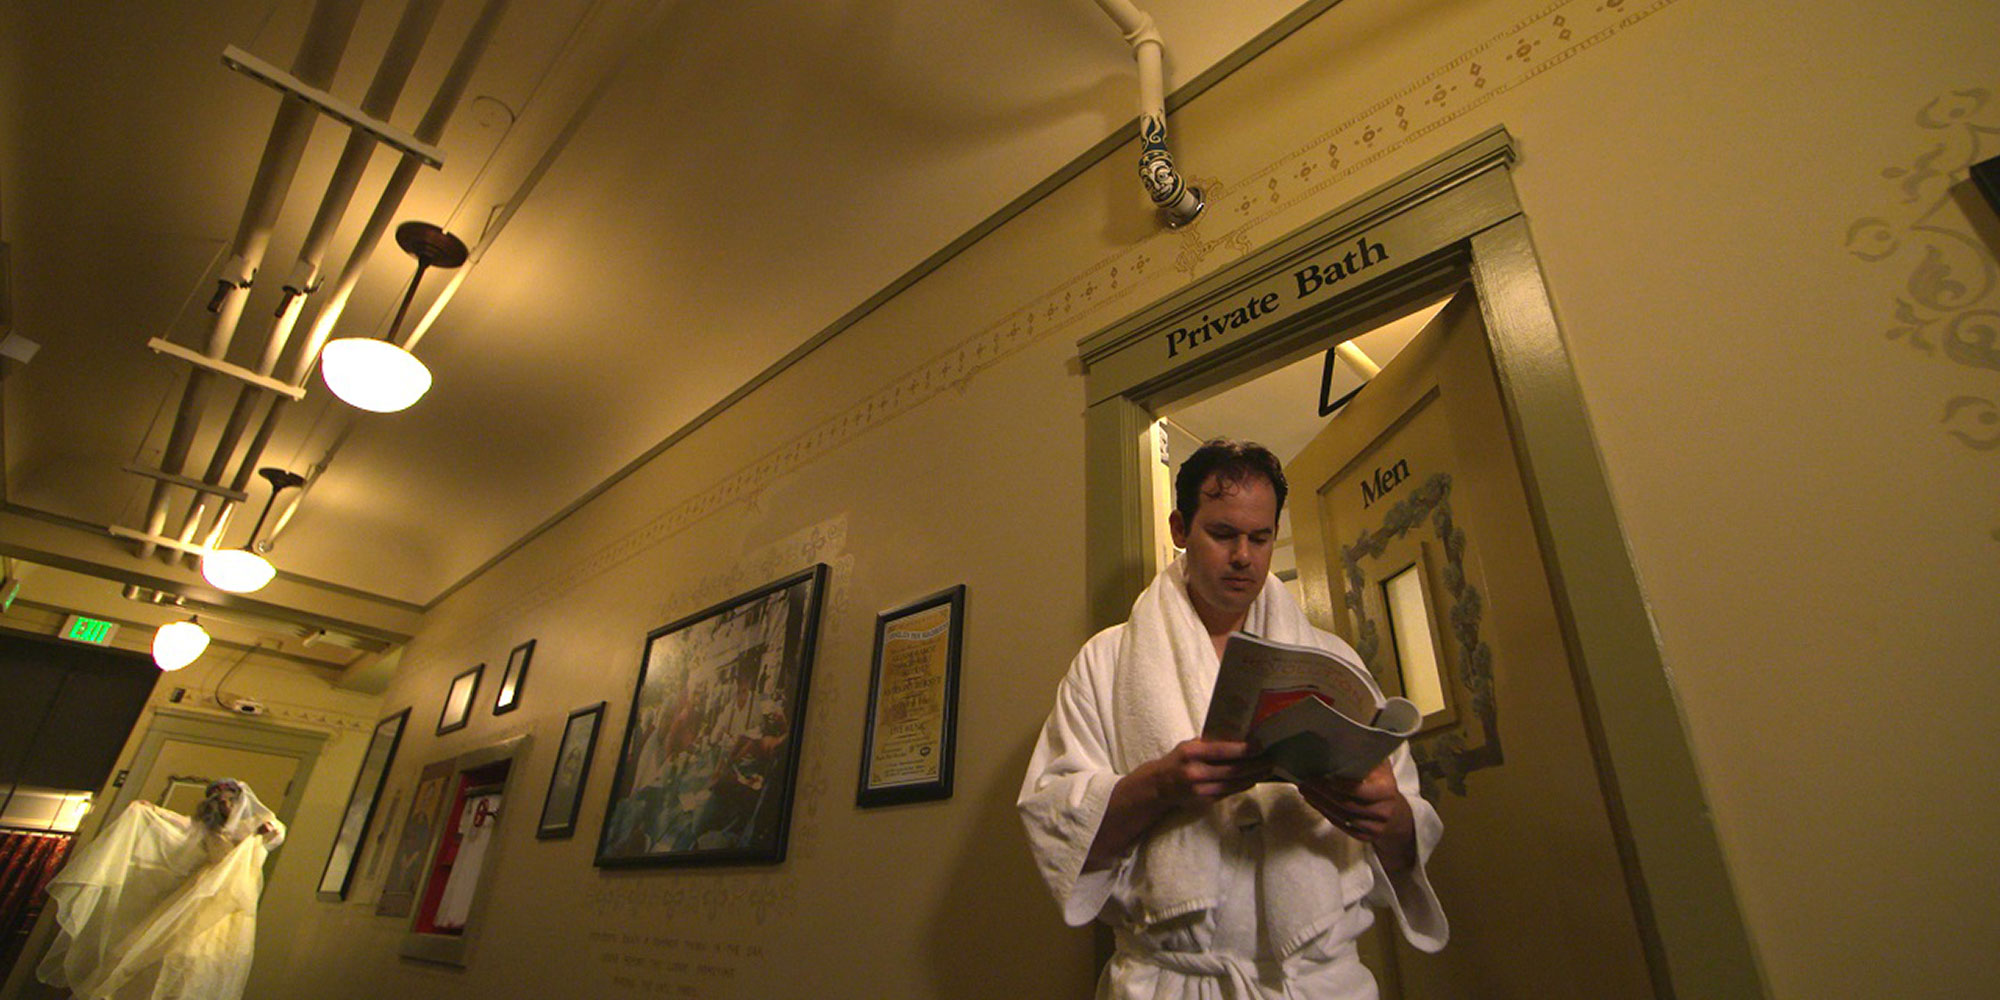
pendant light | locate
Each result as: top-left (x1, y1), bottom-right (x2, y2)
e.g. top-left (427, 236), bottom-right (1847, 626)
top-left (320, 221), bottom-right (468, 413)
top-left (202, 467), bottom-right (306, 593)
top-left (152, 618), bottom-right (210, 671)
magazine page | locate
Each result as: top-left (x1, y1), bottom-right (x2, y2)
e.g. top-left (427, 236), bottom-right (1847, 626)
top-left (1200, 632), bottom-right (1420, 782)
top-left (1201, 632), bottom-right (1379, 739)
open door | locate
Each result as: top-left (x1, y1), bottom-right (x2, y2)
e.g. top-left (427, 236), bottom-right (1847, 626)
top-left (1288, 288), bottom-right (1653, 997)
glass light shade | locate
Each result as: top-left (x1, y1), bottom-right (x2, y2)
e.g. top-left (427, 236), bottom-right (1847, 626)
top-left (152, 620), bottom-right (210, 671)
top-left (202, 548), bottom-right (276, 593)
top-left (320, 337), bottom-right (432, 413)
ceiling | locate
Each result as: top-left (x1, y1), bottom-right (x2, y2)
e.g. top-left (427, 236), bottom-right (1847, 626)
top-left (0, 0), bottom-right (1323, 685)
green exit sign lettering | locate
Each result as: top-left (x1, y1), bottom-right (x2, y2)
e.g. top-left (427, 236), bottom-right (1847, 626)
top-left (60, 615), bottom-right (119, 645)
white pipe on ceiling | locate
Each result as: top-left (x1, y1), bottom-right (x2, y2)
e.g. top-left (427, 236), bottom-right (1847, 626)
top-left (181, 0), bottom-right (449, 564)
top-left (294, 0), bottom-right (512, 374)
top-left (1093, 0), bottom-right (1203, 227)
top-left (134, 0), bottom-right (366, 561)
top-left (214, 0), bottom-right (511, 556)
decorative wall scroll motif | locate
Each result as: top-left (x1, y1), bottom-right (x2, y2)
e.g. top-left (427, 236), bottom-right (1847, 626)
top-left (1340, 474), bottom-right (1499, 797)
top-left (1845, 86), bottom-right (2000, 541)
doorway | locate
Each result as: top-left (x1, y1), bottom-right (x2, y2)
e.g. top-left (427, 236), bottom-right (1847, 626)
top-left (1075, 129), bottom-right (1762, 997)
top-left (1151, 287), bottom-right (1655, 997)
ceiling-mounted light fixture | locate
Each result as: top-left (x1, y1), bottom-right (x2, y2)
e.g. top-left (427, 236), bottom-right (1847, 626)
top-left (152, 618), bottom-right (210, 671)
top-left (202, 467), bottom-right (306, 593)
top-left (320, 221), bottom-right (468, 413)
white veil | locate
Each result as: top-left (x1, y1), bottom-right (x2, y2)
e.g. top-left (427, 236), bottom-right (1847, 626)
top-left (38, 778), bottom-right (285, 1000)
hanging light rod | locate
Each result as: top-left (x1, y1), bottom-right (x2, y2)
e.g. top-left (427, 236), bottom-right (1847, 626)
top-left (320, 221), bottom-right (465, 413)
top-left (220, 45), bottom-right (445, 168)
top-left (201, 467), bottom-right (305, 593)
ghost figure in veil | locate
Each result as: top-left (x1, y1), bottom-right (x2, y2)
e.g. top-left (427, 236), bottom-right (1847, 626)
top-left (37, 779), bottom-right (285, 1000)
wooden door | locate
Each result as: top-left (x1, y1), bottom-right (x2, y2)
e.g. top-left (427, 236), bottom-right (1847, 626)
top-left (144, 739), bottom-right (300, 822)
top-left (1289, 288), bottom-right (1653, 998)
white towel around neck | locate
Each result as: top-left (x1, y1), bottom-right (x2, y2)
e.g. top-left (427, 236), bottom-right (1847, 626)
top-left (1109, 554), bottom-right (1352, 954)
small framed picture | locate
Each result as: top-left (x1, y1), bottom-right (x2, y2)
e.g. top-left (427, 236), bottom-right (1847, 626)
top-left (438, 664), bottom-right (482, 735)
top-left (495, 639), bottom-right (535, 715)
top-left (538, 702), bottom-right (606, 839)
top-left (856, 585), bottom-right (966, 807)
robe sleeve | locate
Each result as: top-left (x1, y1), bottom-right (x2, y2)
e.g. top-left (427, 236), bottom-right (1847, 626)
top-left (1362, 743), bottom-right (1448, 952)
top-left (1017, 628), bottom-right (1129, 927)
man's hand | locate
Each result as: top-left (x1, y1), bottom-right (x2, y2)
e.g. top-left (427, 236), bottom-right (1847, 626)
top-left (1297, 760), bottom-right (1417, 872)
top-left (1084, 739), bottom-right (1268, 871)
top-left (1133, 739), bottom-right (1269, 808)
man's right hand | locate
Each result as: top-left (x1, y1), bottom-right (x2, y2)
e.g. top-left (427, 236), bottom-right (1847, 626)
top-left (1084, 740), bottom-right (1267, 870)
top-left (1131, 739), bottom-right (1268, 808)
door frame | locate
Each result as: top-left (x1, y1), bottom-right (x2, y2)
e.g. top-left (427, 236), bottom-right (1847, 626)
top-left (105, 707), bottom-right (326, 846)
top-left (1075, 127), bottom-right (1764, 999)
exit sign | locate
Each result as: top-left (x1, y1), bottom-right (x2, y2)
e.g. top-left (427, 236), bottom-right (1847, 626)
top-left (60, 614), bottom-right (119, 645)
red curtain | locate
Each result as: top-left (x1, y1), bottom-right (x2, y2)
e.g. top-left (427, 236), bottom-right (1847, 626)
top-left (0, 829), bottom-right (74, 979)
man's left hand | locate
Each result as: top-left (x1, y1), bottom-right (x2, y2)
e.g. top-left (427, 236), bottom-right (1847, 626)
top-left (1297, 760), bottom-right (1417, 872)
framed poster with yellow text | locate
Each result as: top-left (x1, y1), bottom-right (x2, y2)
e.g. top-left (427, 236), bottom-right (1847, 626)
top-left (856, 585), bottom-right (965, 807)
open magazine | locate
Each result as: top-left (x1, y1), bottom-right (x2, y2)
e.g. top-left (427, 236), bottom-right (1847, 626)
top-left (1200, 632), bottom-right (1422, 782)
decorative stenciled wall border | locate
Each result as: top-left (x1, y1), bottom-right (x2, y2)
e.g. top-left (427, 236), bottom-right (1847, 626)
top-left (1843, 85), bottom-right (2000, 543)
top-left (434, 0), bottom-right (1687, 650)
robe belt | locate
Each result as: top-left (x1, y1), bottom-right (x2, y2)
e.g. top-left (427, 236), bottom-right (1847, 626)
top-left (1112, 929), bottom-right (1312, 999)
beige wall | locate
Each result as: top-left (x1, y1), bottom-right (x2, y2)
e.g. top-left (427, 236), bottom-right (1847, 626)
top-left (258, 1), bottom-right (1999, 997)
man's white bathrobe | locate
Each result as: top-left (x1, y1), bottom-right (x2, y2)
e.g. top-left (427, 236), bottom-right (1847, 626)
top-left (1019, 557), bottom-right (1446, 999)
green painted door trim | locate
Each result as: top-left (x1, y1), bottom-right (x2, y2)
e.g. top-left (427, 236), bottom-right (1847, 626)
top-left (1078, 128), bottom-right (1767, 998)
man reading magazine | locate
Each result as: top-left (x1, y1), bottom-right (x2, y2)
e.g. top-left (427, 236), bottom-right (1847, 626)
top-left (1019, 439), bottom-right (1446, 998)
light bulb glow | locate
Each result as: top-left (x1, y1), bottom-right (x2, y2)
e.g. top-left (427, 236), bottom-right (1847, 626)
top-left (152, 620), bottom-right (210, 671)
top-left (202, 548), bottom-right (276, 593)
top-left (320, 338), bottom-right (432, 413)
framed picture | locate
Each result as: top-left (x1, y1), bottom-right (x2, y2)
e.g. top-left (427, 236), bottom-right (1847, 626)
top-left (856, 585), bottom-right (965, 807)
top-left (437, 664), bottom-right (482, 735)
top-left (495, 639), bottom-right (535, 715)
top-left (316, 707), bottom-right (410, 901)
top-left (538, 702), bottom-right (606, 839)
top-left (376, 756), bottom-right (457, 918)
top-left (594, 564), bottom-right (829, 868)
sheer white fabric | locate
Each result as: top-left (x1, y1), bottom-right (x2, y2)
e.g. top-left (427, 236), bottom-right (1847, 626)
top-left (38, 780), bottom-right (283, 1000)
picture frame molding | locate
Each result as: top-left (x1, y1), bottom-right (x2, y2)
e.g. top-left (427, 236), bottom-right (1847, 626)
top-left (438, 664), bottom-right (483, 735)
top-left (593, 563), bottom-right (829, 869)
top-left (537, 701), bottom-right (606, 839)
top-left (316, 707), bottom-right (411, 901)
top-left (856, 584), bottom-right (966, 808)
top-left (494, 639), bottom-right (535, 716)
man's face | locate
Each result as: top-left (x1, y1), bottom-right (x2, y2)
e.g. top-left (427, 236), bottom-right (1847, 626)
top-left (1169, 472), bottom-right (1278, 629)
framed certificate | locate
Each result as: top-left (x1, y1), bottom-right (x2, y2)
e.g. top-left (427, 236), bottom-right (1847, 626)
top-left (856, 585), bottom-right (965, 807)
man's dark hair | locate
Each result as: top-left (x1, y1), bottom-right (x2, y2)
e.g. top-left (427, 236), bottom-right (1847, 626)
top-left (1174, 439), bottom-right (1288, 521)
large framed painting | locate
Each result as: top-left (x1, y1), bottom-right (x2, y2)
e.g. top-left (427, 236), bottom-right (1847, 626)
top-left (594, 564), bottom-right (829, 868)
top-left (317, 707), bottom-right (410, 901)
top-left (856, 585), bottom-right (965, 807)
